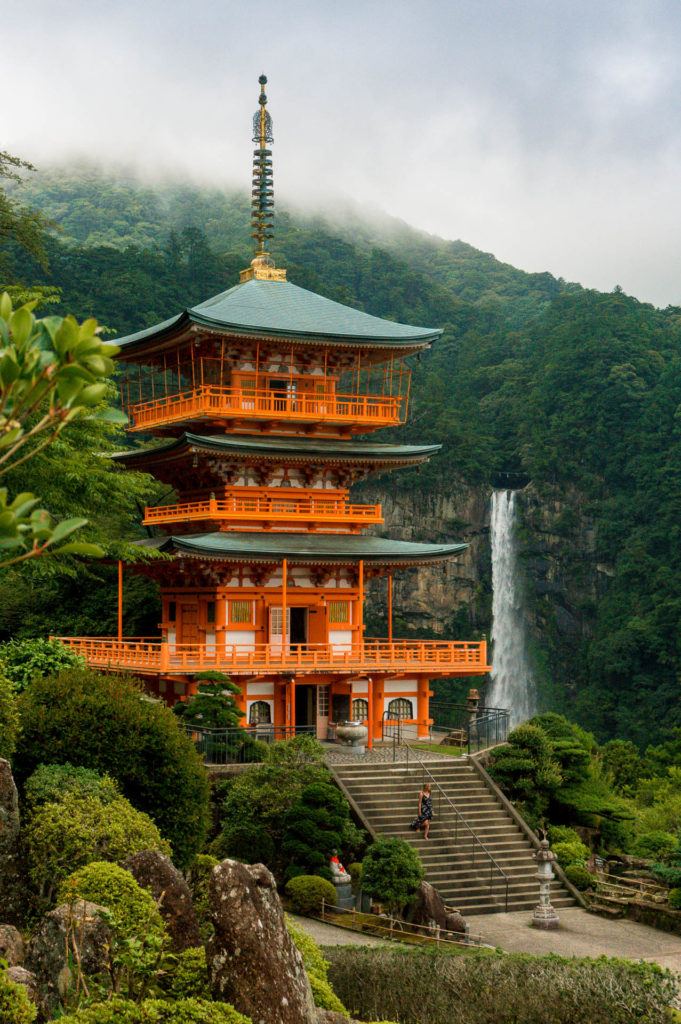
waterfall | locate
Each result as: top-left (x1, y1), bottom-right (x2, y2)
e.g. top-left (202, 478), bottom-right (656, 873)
top-left (488, 489), bottom-right (536, 725)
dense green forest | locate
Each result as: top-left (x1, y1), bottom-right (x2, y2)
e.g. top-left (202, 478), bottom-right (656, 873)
top-left (4, 164), bottom-right (681, 747)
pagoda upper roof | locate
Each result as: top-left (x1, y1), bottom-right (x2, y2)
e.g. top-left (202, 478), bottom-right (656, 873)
top-left (111, 432), bottom-right (441, 469)
top-left (136, 531), bottom-right (465, 567)
top-left (115, 279), bottom-right (440, 354)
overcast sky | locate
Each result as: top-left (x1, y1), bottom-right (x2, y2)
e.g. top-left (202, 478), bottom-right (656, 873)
top-left (4, 0), bottom-right (681, 306)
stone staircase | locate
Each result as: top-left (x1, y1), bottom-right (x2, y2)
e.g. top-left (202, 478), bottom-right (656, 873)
top-left (332, 756), bottom-right (576, 915)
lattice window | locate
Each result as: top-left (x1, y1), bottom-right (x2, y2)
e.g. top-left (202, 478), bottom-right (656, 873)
top-left (231, 600), bottom-right (254, 624)
top-left (352, 698), bottom-right (369, 721)
top-left (328, 600), bottom-right (351, 624)
top-left (318, 686), bottom-right (329, 717)
top-left (249, 701), bottom-right (272, 725)
top-left (388, 697), bottom-right (414, 721)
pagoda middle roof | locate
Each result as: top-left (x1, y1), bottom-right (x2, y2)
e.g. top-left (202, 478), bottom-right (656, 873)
top-left (111, 433), bottom-right (441, 468)
top-left (115, 279), bottom-right (440, 353)
top-left (136, 531), bottom-right (466, 567)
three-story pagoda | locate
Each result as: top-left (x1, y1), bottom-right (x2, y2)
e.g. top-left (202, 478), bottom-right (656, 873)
top-left (59, 76), bottom-right (490, 745)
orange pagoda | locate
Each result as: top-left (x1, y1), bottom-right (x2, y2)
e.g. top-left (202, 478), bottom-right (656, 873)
top-left (57, 76), bottom-right (489, 746)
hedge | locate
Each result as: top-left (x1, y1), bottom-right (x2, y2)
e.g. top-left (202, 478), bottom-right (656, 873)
top-left (326, 945), bottom-right (677, 1024)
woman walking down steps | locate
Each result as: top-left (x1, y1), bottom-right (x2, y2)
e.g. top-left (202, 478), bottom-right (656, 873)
top-left (410, 782), bottom-right (433, 839)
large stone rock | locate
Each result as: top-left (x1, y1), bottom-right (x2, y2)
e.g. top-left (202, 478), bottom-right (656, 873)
top-left (6, 967), bottom-right (41, 1013)
top-left (0, 759), bottom-right (22, 924)
top-left (122, 849), bottom-right (201, 951)
top-left (407, 880), bottom-right (467, 935)
top-left (0, 923), bottom-right (24, 965)
top-left (28, 900), bottom-right (111, 1016)
top-left (206, 859), bottom-right (316, 1024)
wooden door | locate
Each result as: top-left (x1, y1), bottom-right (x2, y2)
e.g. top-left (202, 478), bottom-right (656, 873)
top-left (180, 604), bottom-right (199, 646)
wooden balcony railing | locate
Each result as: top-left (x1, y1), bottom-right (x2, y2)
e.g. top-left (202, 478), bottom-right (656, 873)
top-left (53, 637), bottom-right (490, 677)
top-left (127, 384), bottom-right (405, 432)
top-left (142, 494), bottom-right (383, 530)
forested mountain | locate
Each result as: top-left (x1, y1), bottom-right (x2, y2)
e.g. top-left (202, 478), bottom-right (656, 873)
top-left (4, 165), bottom-right (681, 747)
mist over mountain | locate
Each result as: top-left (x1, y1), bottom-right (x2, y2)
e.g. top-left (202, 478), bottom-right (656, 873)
top-left (5, 163), bottom-right (681, 746)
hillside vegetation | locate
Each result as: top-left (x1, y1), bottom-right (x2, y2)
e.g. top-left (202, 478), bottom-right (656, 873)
top-left (4, 165), bottom-right (681, 745)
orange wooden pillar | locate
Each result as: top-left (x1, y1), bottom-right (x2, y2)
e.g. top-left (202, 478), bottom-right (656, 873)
top-left (417, 677), bottom-right (430, 738)
top-left (358, 560), bottom-right (364, 650)
top-left (117, 560), bottom-right (124, 642)
top-left (282, 557), bottom-right (288, 654)
top-left (290, 676), bottom-right (296, 735)
top-left (387, 572), bottom-right (393, 642)
top-left (367, 677), bottom-right (374, 750)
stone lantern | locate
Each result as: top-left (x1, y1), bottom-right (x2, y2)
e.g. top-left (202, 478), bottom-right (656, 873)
top-left (466, 688), bottom-right (480, 746)
top-left (532, 837), bottom-right (560, 929)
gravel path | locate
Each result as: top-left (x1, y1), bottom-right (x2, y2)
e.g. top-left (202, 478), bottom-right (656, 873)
top-left (475, 907), bottom-right (681, 972)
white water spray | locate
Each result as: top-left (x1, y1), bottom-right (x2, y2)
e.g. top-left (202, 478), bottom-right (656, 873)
top-left (488, 490), bottom-right (536, 725)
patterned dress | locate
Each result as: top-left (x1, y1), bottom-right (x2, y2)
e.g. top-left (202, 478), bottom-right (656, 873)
top-left (410, 790), bottom-right (433, 829)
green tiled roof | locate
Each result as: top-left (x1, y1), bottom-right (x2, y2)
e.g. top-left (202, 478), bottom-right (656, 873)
top-left (111, 432), bottom-right (441, 466)
top-left (136, 532), bottom-right (465, 566)
top-left (116, 279), bottom-right (440, 350)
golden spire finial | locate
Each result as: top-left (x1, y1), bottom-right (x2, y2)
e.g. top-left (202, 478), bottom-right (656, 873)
top-left (240, 73), bottom-right (287, 283)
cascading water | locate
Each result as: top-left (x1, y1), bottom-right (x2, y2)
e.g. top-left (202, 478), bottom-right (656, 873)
top-left (487, 489), bottom-right (536, 725)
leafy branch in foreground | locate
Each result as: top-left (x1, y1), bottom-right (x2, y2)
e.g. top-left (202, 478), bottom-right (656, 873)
top-left (0, 292), bottom-right (125, 568)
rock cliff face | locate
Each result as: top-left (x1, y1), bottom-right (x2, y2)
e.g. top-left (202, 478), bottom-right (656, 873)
top-left (361, 476), bottom-right (600, 705)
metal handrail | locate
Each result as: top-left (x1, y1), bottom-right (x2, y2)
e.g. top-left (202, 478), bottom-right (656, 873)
top-left (402, 744), bottom-right (510, 912)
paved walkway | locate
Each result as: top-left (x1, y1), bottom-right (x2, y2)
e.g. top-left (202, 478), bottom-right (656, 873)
top-left (475, 907), bottom-right (681, 972)
top-left (291, 908), bottom-right (681, 972)
top-left (288, 914), bottom-right (386, 947)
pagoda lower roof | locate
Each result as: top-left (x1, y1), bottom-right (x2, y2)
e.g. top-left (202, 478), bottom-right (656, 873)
top-left (111, 433), bottom-right (441, 469)
top-left (136, 531), bottom-right (465, 567)
top-left (115, 279), bottom-right (440, 355)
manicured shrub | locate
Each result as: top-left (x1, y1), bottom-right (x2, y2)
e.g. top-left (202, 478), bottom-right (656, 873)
top-left (326, 946), bottom-right (677, 1024)
top-left (218, 736), bottom-right (330, 878)
top-left (564, 864), bottom-right (596, 891)
top-left (220, 820), bottom-right (276, 867)
top-left (282, 780), bottom-right (350, 880)
top-left (0, 967), bottom-right (36, 1024)
top-left (632, 830), bottom-right (678, 862)
top-left (547, 825), bottom-right (582, 846)
top-left (284, 874), bottom-right (337, 915)
top-left (15, 668), bottom-right (210, 866)
top-left (0, 672), bottom-right (19, 762)
top-left (668, 888), bottom-right (681, 910)
top-left (58, 861), bottom-right (164, 940)
top-left (161, 947), bottom-right (211, 1000)
top-left (25, 763), bottom-right (119, 808)
top-left (529, 713), bottom-right (593, 784)
top-left (552, 839), bottom-right (589, 867)
top-left (361, 838), bottom-right (424, 914)
top-left (57, 997), bottom-right (252, 1023)
top-left (26, 791), bottom-right (170, 903)
top-left (0, 637), bottom-right (84, 691)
